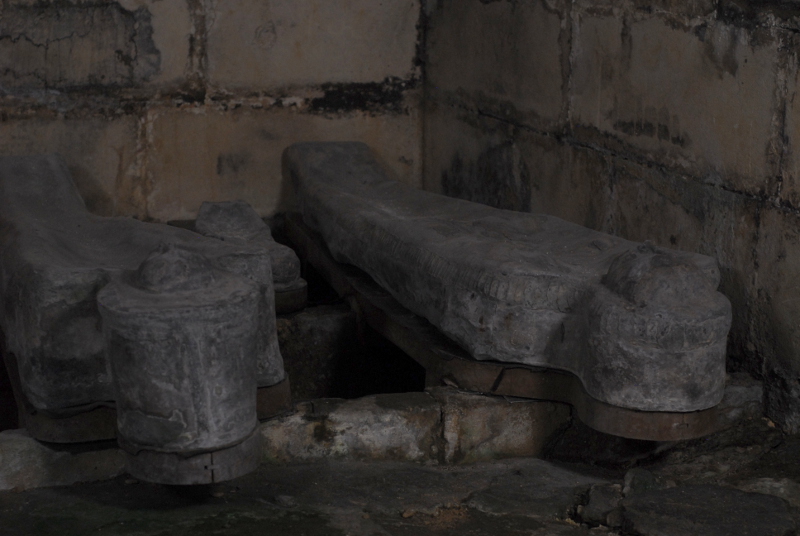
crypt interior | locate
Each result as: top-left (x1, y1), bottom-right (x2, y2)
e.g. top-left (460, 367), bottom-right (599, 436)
top-left (1, 1), bottom-right (800, 535)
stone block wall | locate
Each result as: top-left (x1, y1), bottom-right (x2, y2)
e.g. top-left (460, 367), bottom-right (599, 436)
top-left (423, 0), bottom-right (800, 430)
top-left (0, 0), bottom-right (423, 221)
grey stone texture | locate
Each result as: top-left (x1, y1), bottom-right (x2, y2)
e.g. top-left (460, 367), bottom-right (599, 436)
top-left (7, 453), bottom-right (800, 536)
top-left (261, 393), bottom-right (442, 463)
top-left (0, 153), bottom-right (284, 425)
top-left (424, 0), bottom-right (800, 430)
top-left (0, 458), bottom-right (608, 535)
top-left (466, 462), bottom-right (606, 519)
top-left (622, 485), bottom-right (795, 536)
top-left (195, 200), bottom-right (305, 294)
top-left (429, 387), bottom-right (571, 464)
top-left (261, 389), bottom-right (570, 465)
top-left (98, 246), bottom-right (261, 455)
top-left (285, 141), bottom-right (732, 412)
top-left (0, 388), bottom-right (566, 492)
top-left (0, 384), bottom-right (773, 495)
top-left (579, 484), bottom-right (623, 526)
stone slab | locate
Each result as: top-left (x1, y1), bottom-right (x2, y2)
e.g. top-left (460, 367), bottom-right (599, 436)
top-left (0, 458), bottom-right (611, 535)
top-left (0, 380), bottom-right (768, 492)
top-left (622, 485), bottom-right (796, 536)
top-left (466, 461), bottom-right (606, 519)
top-left (286, 213), bottom-right (742, 441)
top-left (261, 393), bottom-right (442, 463)
top-left (429, 387), bottom-right (570, 464)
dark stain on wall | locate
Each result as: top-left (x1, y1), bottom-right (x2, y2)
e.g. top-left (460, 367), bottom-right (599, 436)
top-left (442, 143), bottom-right (532, 212)
top-left (0, 2), bottom-right (161, 90)
top-left (309, 77), bottom-right (416, 114)
top-left (217, 153), bottom-right (251, 176)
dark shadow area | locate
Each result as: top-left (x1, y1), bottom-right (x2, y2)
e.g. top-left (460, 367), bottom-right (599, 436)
top-left (543, 418), bottom-right (664, 470)
top-left (279, 261), bottom-right (426, 402)
top-left (0, 329), bottom-right (20, 431)
top-left (332, 321), bottom-right (427, 400)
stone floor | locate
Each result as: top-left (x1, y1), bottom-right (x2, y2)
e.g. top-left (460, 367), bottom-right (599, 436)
top-left (2, 414), bottom-right (800, 536)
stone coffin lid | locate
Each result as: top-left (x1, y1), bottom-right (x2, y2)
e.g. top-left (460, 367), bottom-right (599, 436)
top-left (0, 154), bottom-right (284, 414)
top-left (284, 142), bottom-right (732, 413)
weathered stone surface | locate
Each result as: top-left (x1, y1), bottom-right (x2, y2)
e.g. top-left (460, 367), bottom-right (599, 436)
top-left (429, 387), bottom-right (570, 464)
top-left (145, 106), bottom-right (422, 222)
top-left (604, 157), bottom-right (764, 395)
top-left (736, 477), bottom-right (800, 509)
top-left (0, 458), bottom-right (609, 535)
top-left (0, 429), bottom-right (124, 492)
top-left (647, 415), bottom-right (783, 487)
top-left (467, 461), bottom-right (606, 519)
top-left (98, 246), bottom-right (261, 458)
top-left (205, 0), bottom-right (420, 89)
top-left (579, 484), bottom-right (623, 526)
top-left (0, 2), bottom-right (161, 90)
top-left (195, 200), bottom-right (305, 294)
top-left (0, 154), bottom-right (284, 420)
top-left (622, 485), bottom-right (796, 536)
top-left (286, 142), bottom-right (731, 412)
top-left (623, 468), bottom-right (664, 497)
top-left (571, 16), bottom-right (779, 194)
top-left (261, 393), bottom-right (442, 463)
top-left (716, 372), bottom-right (763, 425)
top-left (427, 0), bottom-right (566, 128)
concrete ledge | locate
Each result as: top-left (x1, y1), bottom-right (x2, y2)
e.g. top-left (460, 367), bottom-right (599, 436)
top-left (260, 389), bottom-right (570, 464)
top-left (0, 379), bottom-right (762, 491)
top-left (429, 388), bottom-right (571, 464)
top-left (262, 392), bottom-right (442, 463)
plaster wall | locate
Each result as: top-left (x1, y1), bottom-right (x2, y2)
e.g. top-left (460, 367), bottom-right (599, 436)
top-left (424, 0), bottom-right (800, 431)
top-left (0, 0), bottom-right (423, 221)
